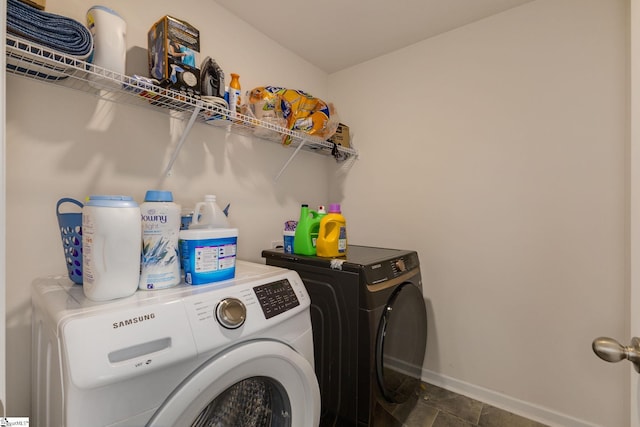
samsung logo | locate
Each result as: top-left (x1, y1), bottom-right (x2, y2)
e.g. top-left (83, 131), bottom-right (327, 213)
top-left (113, 313), bottom-right (156, 329)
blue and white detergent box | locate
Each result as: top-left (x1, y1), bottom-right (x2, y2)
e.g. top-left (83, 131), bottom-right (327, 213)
top-left (148, 15), bottom-right (201, 97)
top-left (179, 228), bottom-right (238, 285)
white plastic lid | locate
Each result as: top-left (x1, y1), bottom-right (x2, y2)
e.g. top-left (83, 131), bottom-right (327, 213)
top-left (179, 228), bottom-right (238, 240)
top-left (86, 195), bottom-right (138, 208)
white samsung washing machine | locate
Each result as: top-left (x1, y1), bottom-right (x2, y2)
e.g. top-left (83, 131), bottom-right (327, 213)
top-left (31, 260), bottom-right (320, 427)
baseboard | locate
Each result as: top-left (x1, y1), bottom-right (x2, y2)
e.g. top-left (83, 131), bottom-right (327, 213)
top-left (421, 369), bottom-right (601, 427)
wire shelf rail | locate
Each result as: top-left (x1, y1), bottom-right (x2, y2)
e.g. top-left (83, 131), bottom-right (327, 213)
top-left (5, 34), bottom-right (357, 178)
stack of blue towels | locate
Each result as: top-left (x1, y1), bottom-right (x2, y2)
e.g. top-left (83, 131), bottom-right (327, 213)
top-left (6, 0), bottom-right (93, 75)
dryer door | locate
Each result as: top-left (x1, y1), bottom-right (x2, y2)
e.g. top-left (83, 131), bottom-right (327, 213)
top-left (147, 340), bottom-right (320, 427)
top-left (375, 282), bottom-right (428, 403)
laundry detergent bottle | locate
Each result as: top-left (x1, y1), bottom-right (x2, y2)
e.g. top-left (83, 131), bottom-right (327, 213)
top-left (316, 203), bottom-right (347, 257)
top-left (309, 205), bottom-right (327, 249)
top-left (139, 190), bottom-right (181, 290)
top-left (294, 204), bottom-right (322, 256)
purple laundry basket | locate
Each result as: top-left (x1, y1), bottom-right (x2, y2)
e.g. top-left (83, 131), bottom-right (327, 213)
top-left (56, 198), bottom-right (83, 284)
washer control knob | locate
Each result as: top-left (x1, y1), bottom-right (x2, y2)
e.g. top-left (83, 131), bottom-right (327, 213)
top-left (216, 298), bottom-right (246, 329)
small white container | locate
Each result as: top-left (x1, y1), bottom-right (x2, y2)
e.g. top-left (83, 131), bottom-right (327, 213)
top-left (283, 230), bottom-right (295, 254)
top-left (139, 190), bottom-right (181, 290)
top-left (82, 195), bottom-right (141, 301)
top-left (179, 228), bottom-right (238, 285)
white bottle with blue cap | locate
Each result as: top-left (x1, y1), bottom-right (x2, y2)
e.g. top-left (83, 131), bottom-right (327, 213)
top-left (139, 190), bottom-right (181, 290)
top-left (82, 195), bottom-right (141, 301)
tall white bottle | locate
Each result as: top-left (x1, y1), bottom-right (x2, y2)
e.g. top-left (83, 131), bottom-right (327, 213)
top-left (139, 190), bottom-right (181, 290)
top-left (82, 195), bottom-right (141, 301)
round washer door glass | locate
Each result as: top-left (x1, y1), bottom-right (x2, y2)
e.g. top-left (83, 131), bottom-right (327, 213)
top-left (147, 340), bottom-right (320, 427)
top-left (376, 282), bottom-right (428, 403)
top-left (192, 376), bottom-right (289, 426)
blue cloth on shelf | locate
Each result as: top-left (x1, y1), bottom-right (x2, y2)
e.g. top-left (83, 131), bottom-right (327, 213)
top-left (7, 0), bottom-right (93, 58)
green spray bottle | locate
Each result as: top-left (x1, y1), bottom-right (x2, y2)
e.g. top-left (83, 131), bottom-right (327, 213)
top-left (294, 204), bottom-right (322, 255)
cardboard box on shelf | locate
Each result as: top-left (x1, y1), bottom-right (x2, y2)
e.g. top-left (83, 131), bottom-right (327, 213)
top-left (148, 15), bottom-right (201, 97)
top-left (328, 123), bottom-right (351, 149)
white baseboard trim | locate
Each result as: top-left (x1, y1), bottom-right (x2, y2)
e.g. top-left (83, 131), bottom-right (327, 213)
top-left (421, 369), bottom-right (602, 427)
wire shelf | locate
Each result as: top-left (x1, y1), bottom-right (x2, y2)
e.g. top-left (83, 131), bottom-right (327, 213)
top-left (5, 33), bottom-right (358, 168)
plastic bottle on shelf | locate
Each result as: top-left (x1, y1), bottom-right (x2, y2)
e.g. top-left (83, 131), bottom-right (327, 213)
top-left (228, 73), bottom-right (241, 119)
top-left (294, 204), bottom-right (322, 256)
top-left (190, 195), bottom-right (230, 229)
top-left (86, 6), bottom-right (126, 90)
top-left (316, 203), bottom-right (347, 257)
top-left (139, 190), bottom-right (181, 290)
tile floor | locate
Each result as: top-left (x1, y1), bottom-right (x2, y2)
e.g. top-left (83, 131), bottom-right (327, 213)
top-left (398, 383), bottom-right (549, 427)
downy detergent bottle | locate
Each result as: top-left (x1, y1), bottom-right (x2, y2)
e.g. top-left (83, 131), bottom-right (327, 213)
top-left (139, 190), bottom-right (181, 290)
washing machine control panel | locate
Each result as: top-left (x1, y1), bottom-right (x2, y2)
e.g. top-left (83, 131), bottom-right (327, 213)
top-left (253, 278), bottom-right (300, 319)
top-left (183, 269), bottom-right (310, 355)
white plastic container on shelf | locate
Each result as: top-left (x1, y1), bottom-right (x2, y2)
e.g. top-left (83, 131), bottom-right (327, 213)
top-left (190, 195), bottom-right (230, 229)
top-left (82, 195), bottom-right (141, 301)
top-left (139, 190), bottom-right (181, 290)
top-left (86, 6), bottom-right (127, 89)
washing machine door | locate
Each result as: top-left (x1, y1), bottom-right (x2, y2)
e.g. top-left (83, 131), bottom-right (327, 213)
top-left (147, 340), bottom-right (320, 427)
top-left (375, 281), bottom-right (428, 403)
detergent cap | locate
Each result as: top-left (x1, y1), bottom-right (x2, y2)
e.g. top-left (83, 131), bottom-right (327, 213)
top-left (144, 190), bottom-right (174, 202)
top-left (328, 203), bottom-right (341, 213)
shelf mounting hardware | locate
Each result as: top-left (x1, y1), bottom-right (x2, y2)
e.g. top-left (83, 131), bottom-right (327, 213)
top-left (163, 101), bottom-right (203, 176)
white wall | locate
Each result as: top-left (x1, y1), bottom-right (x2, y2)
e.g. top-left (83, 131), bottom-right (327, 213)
top-left (5, 0), bottom-right (630, 425)
top-left (5, 0), bottom-right (333, 417)
top-left (329, 0), bottom-right (628, 426)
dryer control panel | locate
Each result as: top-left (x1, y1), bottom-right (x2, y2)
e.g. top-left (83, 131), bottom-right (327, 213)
top-left (365, 252), bottom-right (420, 284)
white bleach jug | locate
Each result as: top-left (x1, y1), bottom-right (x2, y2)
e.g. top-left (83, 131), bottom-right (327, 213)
top-left (82, 195), bottom-right (141, 301)
top-left (190, 195), bottom-right (230, 229)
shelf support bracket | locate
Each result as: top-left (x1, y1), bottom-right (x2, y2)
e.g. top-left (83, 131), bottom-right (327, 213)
top-left (274, 136), bottom-right (306, 181)
top-left (163, 101), bottom-right (203, 176)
